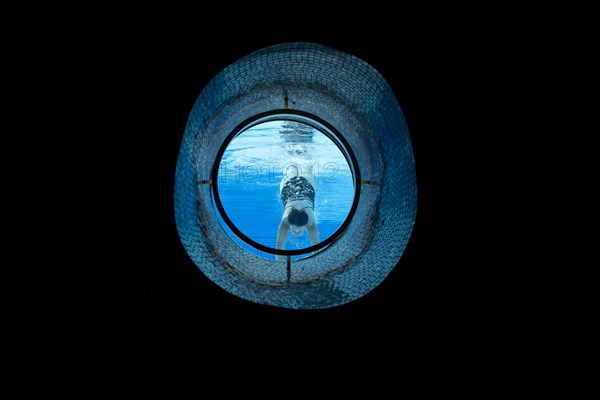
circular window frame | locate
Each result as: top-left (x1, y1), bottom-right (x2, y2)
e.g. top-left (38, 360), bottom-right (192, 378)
top-left (211, 109), bottom-right (361, 258)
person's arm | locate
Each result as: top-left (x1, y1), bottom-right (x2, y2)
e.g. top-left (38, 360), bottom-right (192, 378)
top-left (275, 218), bottom-right (290, 261)
top-left (306, 209), bottom-right (320, 246)
top-left (306, 222), bottom-right (320, 246)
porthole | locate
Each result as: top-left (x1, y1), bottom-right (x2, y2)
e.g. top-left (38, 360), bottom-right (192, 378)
top-left (211, 110), bottom-right (361, 261)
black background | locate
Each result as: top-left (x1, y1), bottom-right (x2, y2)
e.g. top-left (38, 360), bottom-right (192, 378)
top-left (6, 6), bottom-right (577, 386)
top-left (11, 7), bottom-right (578, 386)
top-left (133, 19), bottom-right (531, 352)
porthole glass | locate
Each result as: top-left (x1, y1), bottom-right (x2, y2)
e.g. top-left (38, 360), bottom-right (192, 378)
top-left (211, 111), bottom-right (360, 261)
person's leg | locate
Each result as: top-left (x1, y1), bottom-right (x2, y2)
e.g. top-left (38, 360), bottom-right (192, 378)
top-left (280, 163), bottom-right (299, 194)
top-left (303, 163), bottom-right (317, 190)
top-left (283, 162), bottom-right (300, 179)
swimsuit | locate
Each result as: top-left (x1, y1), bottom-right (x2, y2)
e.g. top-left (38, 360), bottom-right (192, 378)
top-left (281, 176), bottom-right (315, 209)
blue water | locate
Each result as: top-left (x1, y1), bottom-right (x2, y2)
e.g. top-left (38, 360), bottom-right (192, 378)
top-left (216, 121), bottom-right (354, 260)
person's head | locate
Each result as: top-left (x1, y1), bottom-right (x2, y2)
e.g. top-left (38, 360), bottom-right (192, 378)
top-left (288, 208), bottom-right (308, 236)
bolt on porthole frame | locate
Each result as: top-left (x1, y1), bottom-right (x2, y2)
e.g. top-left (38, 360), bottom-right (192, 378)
top-left (210, 109), bottom-right (361, 259)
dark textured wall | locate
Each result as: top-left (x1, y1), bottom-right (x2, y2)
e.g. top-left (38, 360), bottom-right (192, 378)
top-left (174, 42), bottom-right (416, 309)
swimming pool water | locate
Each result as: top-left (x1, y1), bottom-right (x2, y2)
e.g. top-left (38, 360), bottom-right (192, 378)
top-left (215, 121), bottom-right (354, 260)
